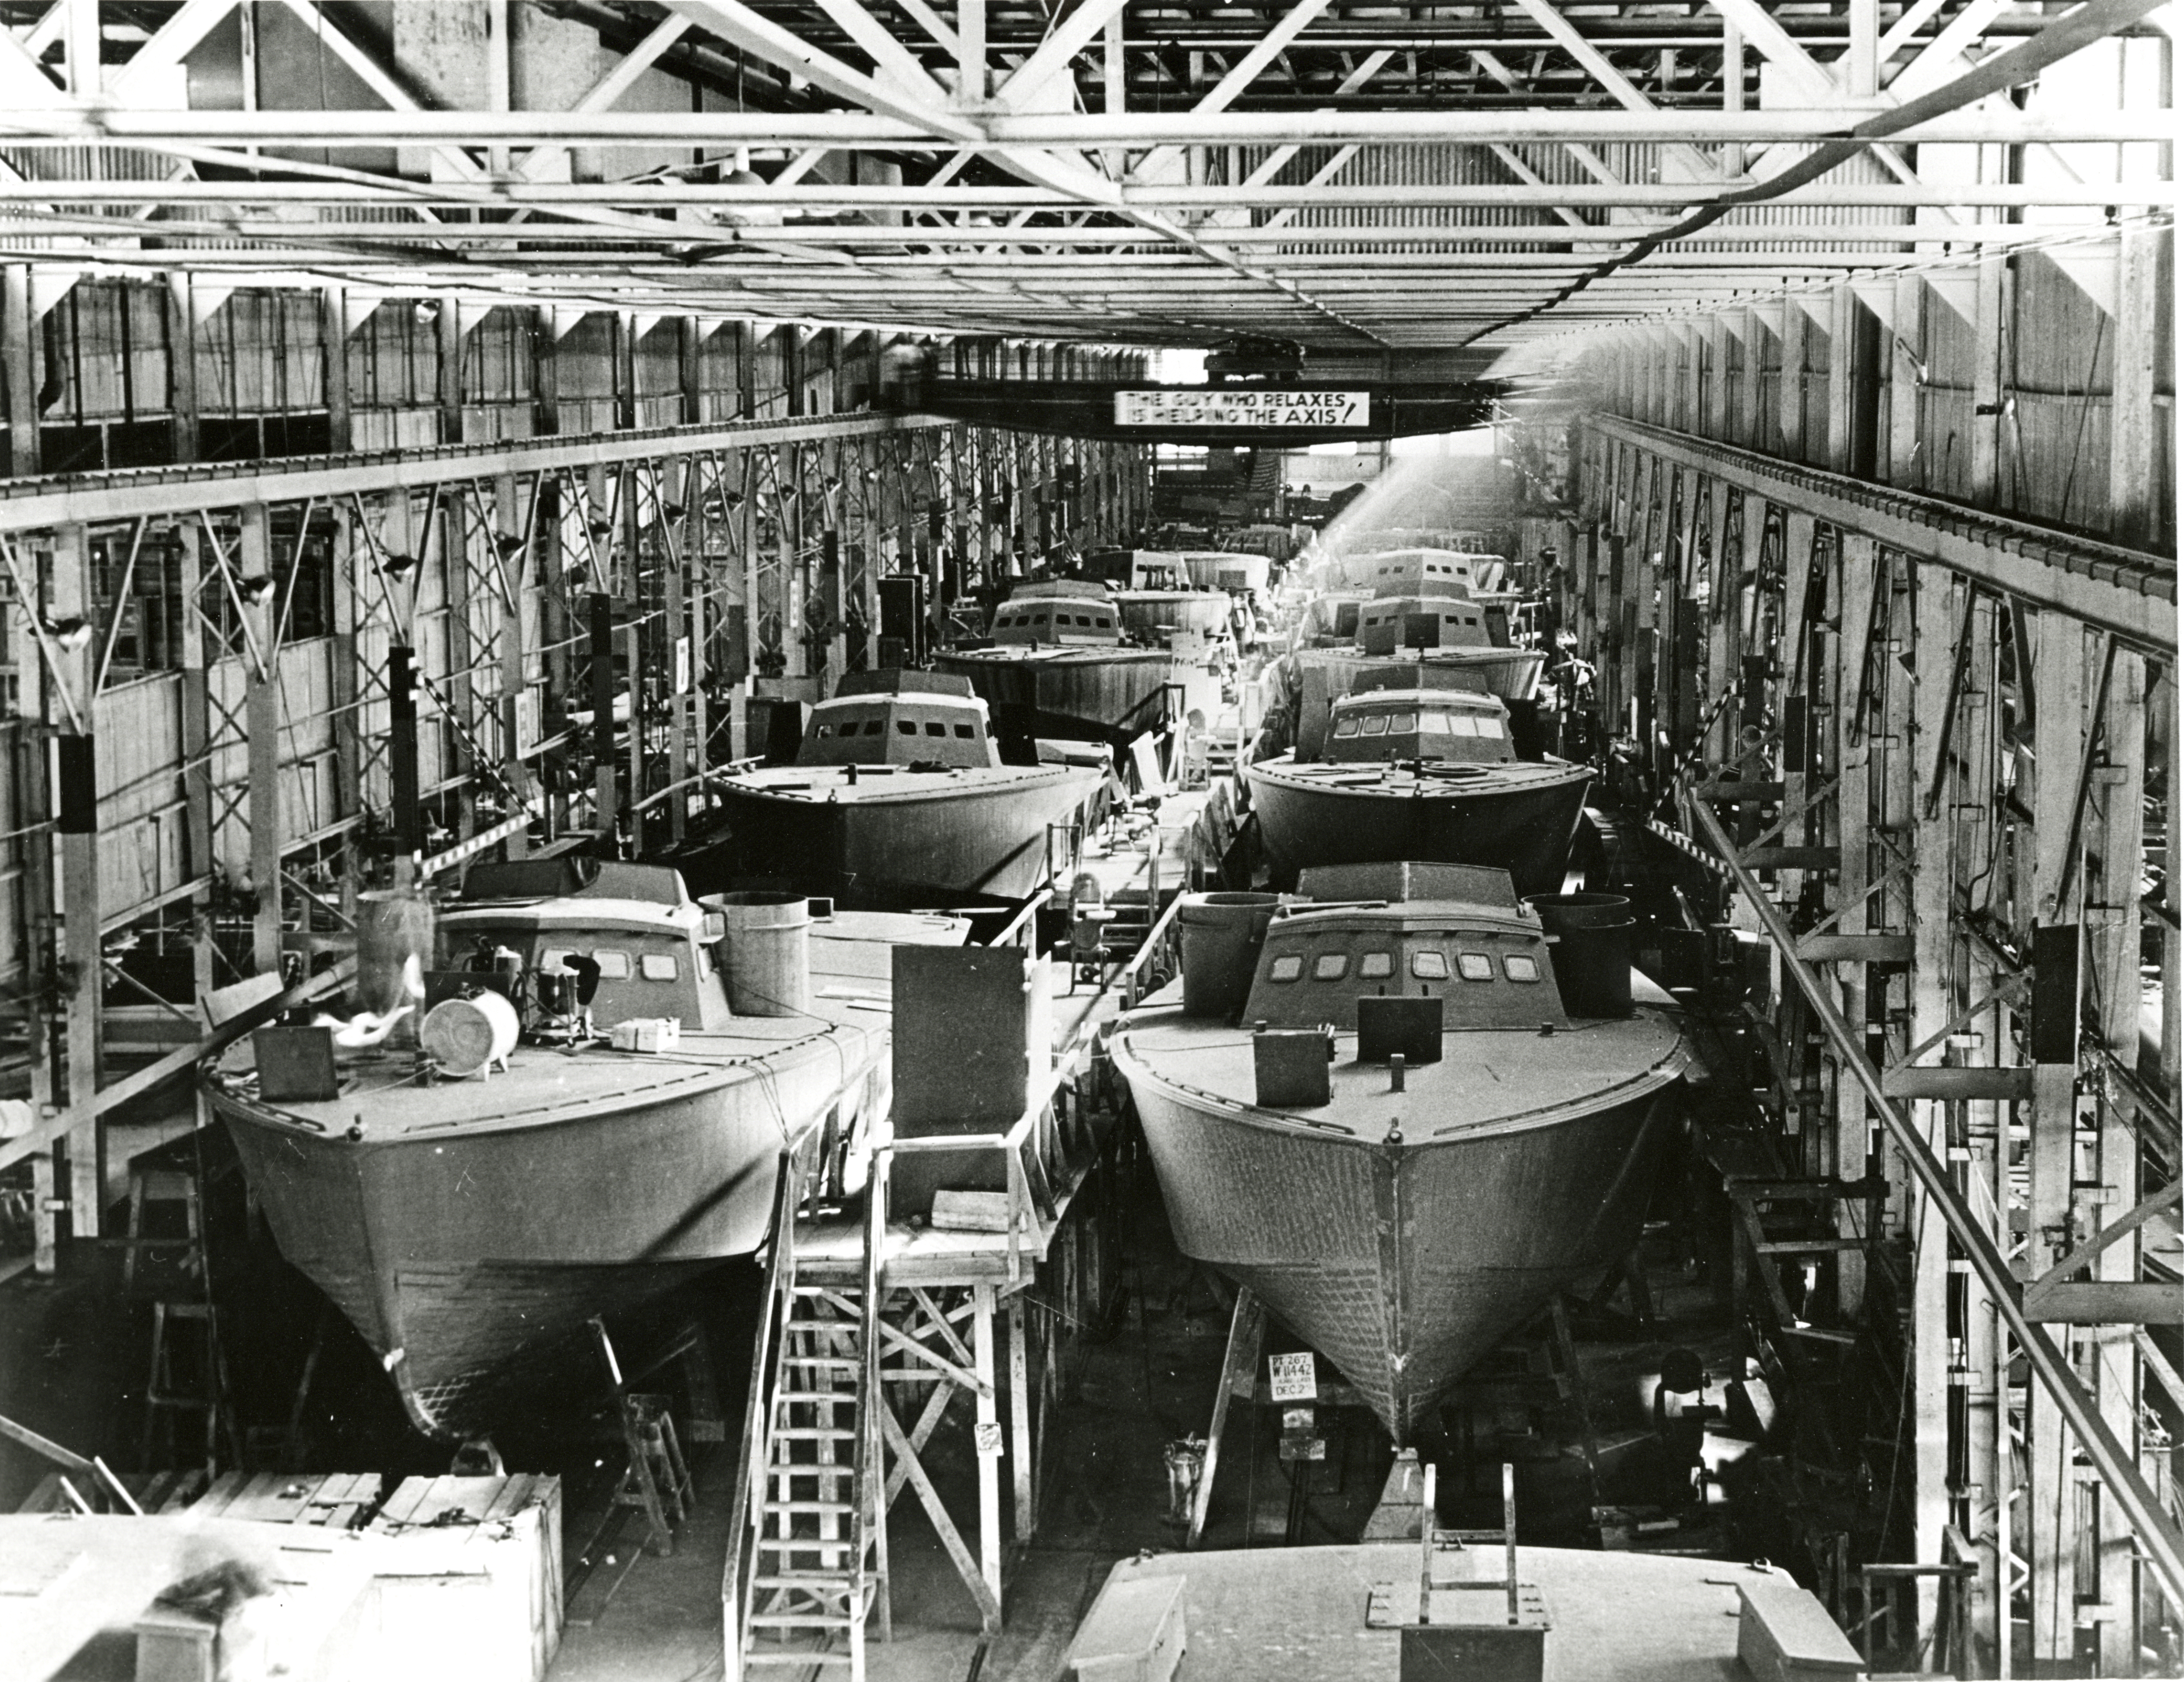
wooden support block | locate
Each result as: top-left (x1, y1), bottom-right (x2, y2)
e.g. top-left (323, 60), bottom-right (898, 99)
top-left (1698, 780), bottom-right (1786, 801)
top-left (1737, 1575), bottom-right (1865, 1681)
top-left (931, 1190), bottom-right (1011, 1233)
top-left (1066, 1572), bottom-right (1188, 1682)
top-left (1880, 1066), bottom-right (2035, 1101)
top-left (1794, 934), bottom-right (1912, 964)
top-left (1743, 847), bottom-right (1840, 871)
top-left (2023, 1284), bottom-right (2184, 1324)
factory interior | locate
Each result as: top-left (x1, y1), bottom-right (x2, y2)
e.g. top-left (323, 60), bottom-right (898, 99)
top-left (0, 2), bottom-right (2173, 1680)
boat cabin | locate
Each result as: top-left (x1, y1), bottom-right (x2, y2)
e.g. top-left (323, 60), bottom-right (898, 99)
top-left (1323, 688), bottom-right (1515, 766)
top-left (446, 862), bottom-right (728, 1033)
top-left (440, 897), bottom-right (726, 1032)
top-left (1354, 595), bottom-right (1500, 655)
top-left (1240, 866), bottom-right (1566, 1035)
top-left (1345, 549), bottom-right (1507, 597)
top-left (988, 580), bottom-right (1122, 647)
top-left (798, 671), bottom-right (1000, 769)
top-left (1087, 549), bottom-right (1267, 596)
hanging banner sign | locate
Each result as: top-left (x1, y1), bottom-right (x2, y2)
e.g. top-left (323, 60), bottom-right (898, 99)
top-left (1114, 389), bottom-right (1371, 429)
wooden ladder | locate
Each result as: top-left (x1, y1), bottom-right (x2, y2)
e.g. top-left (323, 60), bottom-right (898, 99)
top-left (128, 1157), bottom-right (240, 1473)
top-left (732, 1156), bottom-right (888, 1679)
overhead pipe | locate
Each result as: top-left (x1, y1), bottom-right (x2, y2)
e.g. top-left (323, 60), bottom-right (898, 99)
top-left (1685, 790), bottom-right (2184, 1612)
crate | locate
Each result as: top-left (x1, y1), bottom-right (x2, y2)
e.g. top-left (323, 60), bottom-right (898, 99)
top-left (1066, 1573), bottom-right (1187, 1682)
top-left (1737, 1576), bottom-right (1863, 1682)
top-left (363, 1475), bottom-right (563, 1682)
top-left (188, 1471), bottom-right (384, 1527)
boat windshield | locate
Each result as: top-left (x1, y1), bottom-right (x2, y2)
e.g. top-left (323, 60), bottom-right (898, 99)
top-left (1240, 909), bottom-right (1568, 1032)
top-left (1324, 694), bottom-right (1515, 766)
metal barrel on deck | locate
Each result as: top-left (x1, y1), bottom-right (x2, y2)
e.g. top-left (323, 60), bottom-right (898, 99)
top-left (709, 891), bottom-right (813, 1017)
top-left (420, 990), bottom-right (520, 1076)
top-left (356, 888), bottom-right (434, 1044)
top-left (1526, 891), bottom-right (1634, 1019)
top-left (1178, 892), bottom-right (1281, 1021)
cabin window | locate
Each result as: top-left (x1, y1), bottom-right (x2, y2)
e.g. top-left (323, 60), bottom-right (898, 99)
top-left (926, 722), bottom-right (947, 736)
top-left (954, 724), bottom-right (975, 739)
top-left (1269, 955), bottom-right (1303, 982)
top-left (1097, 617), bottom-right (1112, 628)
top-left (813, 723), bottom-right (830, 737)
top-left (1076, 615), bottom-right (1092, 626)
top-left (593, 951), bottom-right (632, 980)
top-left (1421, 712), bottom-right (1451, 735)
top-left (1458, 952), bottom-right (1495, 982)
top-left (1387, 712), bottom-right (1417, 732)
top-left (1312, 953), bottom-right (1348, 980)
top-left (1447, 714), bottom-right (1479, 737)
top-left (1333, 716), bottom-right (1361, 737)
top-left (1443, 614), bottom-right (1460, 624)
top-left (641, 953), bottom-right (679, 981)
top-left (1359, 952), bottom-right (1394, 980)
top-left (864, 720), bottom-right (885, 735)
top-left (897, 720), bottom-right (918, 735)
top-left (1034, 613), bottom-right (1050, 625)
top-left (1504, 954), bottom-right (1541, 983)
top-left (1477, 716), bottom-right (1506, 738)
top-left (1410, 951), bottom-right (1449, 980)
top-left (1361, 716), bottom-right (1388, 736)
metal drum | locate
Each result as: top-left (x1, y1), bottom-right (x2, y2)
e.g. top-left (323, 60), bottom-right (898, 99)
top-left (420, 990), bottom-right (520, 1077)
top-left (713, 891), bottom-right (813, 1017)
top-left (1179, 892), bottom-right (1281, 1021)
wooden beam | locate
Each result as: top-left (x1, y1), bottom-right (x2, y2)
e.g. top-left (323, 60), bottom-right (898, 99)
top-left (971, 1282), bottom-right (1002, 1629)
top-left (2024, 1284), bottom-right (2184, 1324)
top-left (1190, 1285), bottom-right (1264, 1546)
top-left (878, 1397), bottom-right (1002, 1626)
top-left (1880, 1066), bottom-right (2035, 1100)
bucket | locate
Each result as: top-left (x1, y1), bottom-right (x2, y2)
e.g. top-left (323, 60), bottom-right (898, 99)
top-left (1526, 892), bottom-right (1633, 1018)
top-left (356, 889), bottom-right (433, 1043)
top-left (420, 989), bottom-right (519, 1077)
top-left (1179, 892), bottom-right (1280, 1020)
top-left (712, 891), bottom-right (812, 1017)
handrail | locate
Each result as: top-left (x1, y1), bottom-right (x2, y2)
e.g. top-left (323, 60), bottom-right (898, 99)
top-left (1685, 786), bottom-right (2184, 1612)
top-left (856, 1144), bottom-right (888, 1646)
top-left (721, 1147), bottom-right (801, 1682)
top-left (628, 755), bottom-right (768, 818)
top-left (990, 888), bottom-right (1053, 951)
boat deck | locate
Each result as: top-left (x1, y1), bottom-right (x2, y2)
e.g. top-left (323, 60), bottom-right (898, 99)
top-left (1118, 1004), bottom-right (1689, 1142)
top-left (1086, 1542), bottom-right (1769, 1681)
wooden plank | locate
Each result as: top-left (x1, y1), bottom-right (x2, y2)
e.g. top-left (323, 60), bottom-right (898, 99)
top-left (1796, 933), bottom-right (1913, 963)
top-left (1881, 1065), bottom-right (2035, 1100)
top-left (880, 1397), bottom-right (1002, 1628)
top-left (2024, 1284), bottom-right (2184, 1324)
top-left (1192, 1286), bottom-right (1265, 1547)
top-left (0, 1409), bottom-right (94, 1473)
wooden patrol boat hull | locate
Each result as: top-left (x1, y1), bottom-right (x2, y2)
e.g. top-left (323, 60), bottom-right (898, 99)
top-left (933, 647), bottom-right (1172, 748)
top-left (212, 1025), bottom-right (875, 1440)
top-left (1113, 1027), bottom-right (1682, 1439)
top-left (688, 764), bottom-right (1100, 908)
top-left (1243, 758), bottom-right (1590, 895)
